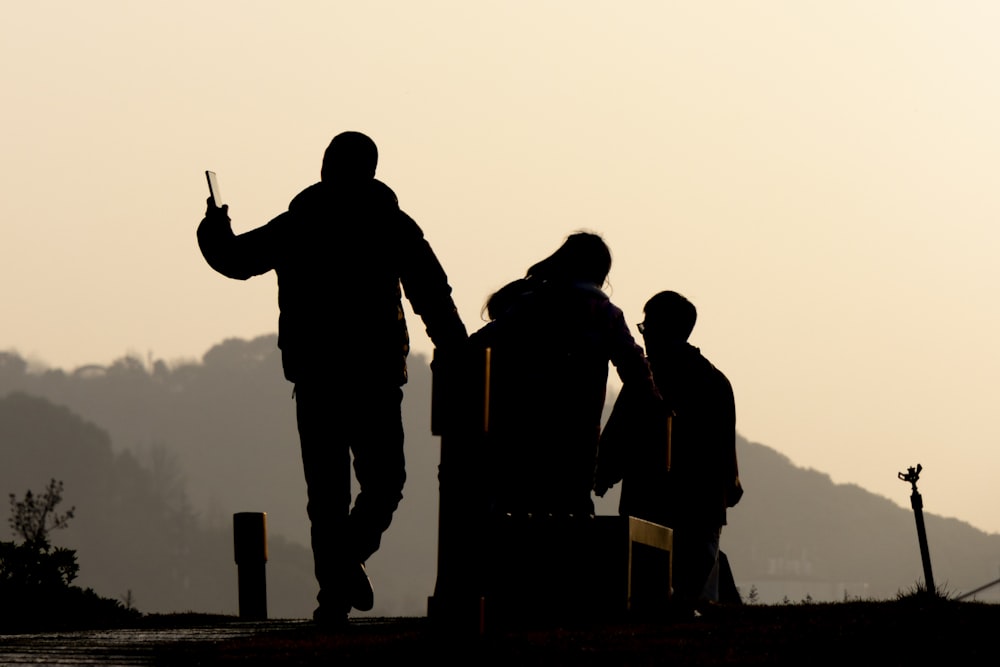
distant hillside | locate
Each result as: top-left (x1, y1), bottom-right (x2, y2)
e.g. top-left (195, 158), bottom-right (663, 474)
top-left (0, 391), bottom-right (315, 618)
top-left (0, 338), bottom-right (438, 619)
top-left (2, 339), bottom-right (999, 617)
top-left (724, 435), bottom-right (1000, 602)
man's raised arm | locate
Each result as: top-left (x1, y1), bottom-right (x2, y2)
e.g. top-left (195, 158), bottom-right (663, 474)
top-left (197, 199), bottom-right (281, 280)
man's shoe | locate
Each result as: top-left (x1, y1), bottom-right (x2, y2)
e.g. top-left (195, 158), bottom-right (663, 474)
top-left (312, 605), bottom-right (349, 630)
top-left (351, 562), bottom-right (375, 612)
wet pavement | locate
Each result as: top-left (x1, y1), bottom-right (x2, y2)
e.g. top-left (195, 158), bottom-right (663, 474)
top-left (4, 603), bottom-right (999, 665)
top-left (0, 620), bottom-right (306, 666)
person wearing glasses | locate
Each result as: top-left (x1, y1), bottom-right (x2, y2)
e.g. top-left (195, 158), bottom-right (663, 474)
top-left (596, 290), bottom-right (741, 618)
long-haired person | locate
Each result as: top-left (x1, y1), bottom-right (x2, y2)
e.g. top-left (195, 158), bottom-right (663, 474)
top-left (473, 232), bottom-right (658, 517)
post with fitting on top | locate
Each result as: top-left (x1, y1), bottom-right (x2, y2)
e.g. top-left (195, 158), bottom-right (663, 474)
top-left (897, 464), bottom-right (935, 594)
top-left (233, 511), bottom-right (268, 620)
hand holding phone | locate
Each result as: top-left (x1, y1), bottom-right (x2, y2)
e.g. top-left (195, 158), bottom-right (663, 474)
top-left (205, 170), bottom-right (222, 208)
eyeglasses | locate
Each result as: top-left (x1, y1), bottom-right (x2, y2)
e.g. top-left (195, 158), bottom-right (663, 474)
top-left (637, 322), bottom-right (646, 334)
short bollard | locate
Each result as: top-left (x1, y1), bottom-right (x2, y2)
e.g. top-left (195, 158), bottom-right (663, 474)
top-left (233, 512), bottom-right (268, 620)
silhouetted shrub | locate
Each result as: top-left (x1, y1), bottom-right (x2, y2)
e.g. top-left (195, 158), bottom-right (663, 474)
top-left (0, 540), bottom-right (78, 588)
top-left (0, 481), bottom-right (140, 631)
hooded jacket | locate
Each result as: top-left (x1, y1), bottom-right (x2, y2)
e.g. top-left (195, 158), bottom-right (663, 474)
top-left (198, 179), bottom-right (466, 384)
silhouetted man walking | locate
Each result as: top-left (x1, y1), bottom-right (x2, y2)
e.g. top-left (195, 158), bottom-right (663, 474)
top-left (197, 131), bottom-right (468, 625)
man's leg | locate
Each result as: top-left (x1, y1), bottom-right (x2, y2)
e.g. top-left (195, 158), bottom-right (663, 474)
top-left (349, 385), bottom-right (406, 564)
top-left (295, 382), bottom-right (352, 621)
top-left (701, 532), bottom-right (722, 603)
top-left (670, 525), bottom-right (722, 617)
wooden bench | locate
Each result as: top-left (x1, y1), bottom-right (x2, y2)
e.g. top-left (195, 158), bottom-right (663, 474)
top-left (481, 514), bottom-right (673, 626)
top-left (429, 347), bottom-right (673, 628)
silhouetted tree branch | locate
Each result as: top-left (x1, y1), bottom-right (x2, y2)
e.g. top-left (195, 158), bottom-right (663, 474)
top-left (8, 478), bottom-right (76, 547)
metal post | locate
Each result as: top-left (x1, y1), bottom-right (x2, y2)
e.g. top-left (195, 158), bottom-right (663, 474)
top-left (897, 464), bottom-right (935, 594)
top-left (233, 512), bottom-right (268, 620)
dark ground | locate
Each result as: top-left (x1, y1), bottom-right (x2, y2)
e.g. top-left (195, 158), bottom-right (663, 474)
top-left (2, 597), bottom-right (990, 666)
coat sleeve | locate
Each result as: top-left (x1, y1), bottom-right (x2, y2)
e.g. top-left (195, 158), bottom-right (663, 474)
top-left (396, 211), bottom-right (468, 349)
top-left (606, 303), bottom-right (657, 396)
top-left (595, 385), bottom-right (633, 493)
top-left (717, 371), bottom-right (743, 507)
top-left (197, 208), bottom-right (283, 280)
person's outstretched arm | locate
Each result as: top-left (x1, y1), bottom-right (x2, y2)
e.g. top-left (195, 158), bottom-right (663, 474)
top-left (396, 211), bottom-right (468, 350)
top-left (197, 198), bottom-right (281, 280)
top-left (606, 303), bottom-right (658, 398)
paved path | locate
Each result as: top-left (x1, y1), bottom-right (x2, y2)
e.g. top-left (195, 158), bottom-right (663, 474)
top-left (0, 620), bottom-right (307, 666)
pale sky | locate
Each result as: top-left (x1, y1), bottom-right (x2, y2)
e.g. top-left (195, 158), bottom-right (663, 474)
top-left (3, 2), bottom-right (999, 535)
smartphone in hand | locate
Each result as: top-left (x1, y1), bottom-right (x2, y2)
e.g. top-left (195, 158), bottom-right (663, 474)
top-left (205, 170), bottom-right (222, 208)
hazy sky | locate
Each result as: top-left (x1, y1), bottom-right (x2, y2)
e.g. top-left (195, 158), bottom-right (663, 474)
top-left (3, 2), bottom-right (999, 535)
